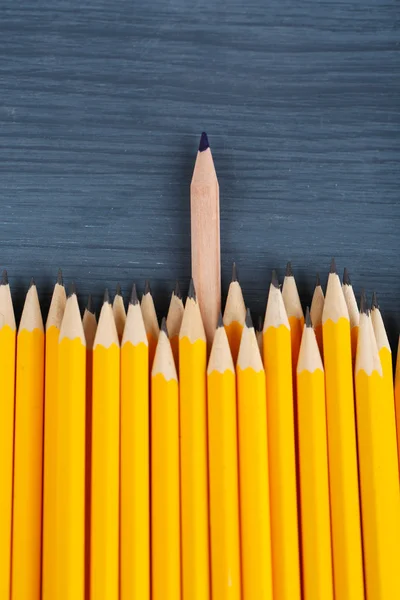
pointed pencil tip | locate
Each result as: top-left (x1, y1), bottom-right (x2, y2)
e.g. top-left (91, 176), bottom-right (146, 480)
top-left (285, 262), bottom-right (293, 277)
top-left (245, 308), bottom-right (253, 328)
top-left (360, 290), bottom-right (368, 315)
top-left (330, 257), bottom-right (337, 274)
top-left (86, 294), bottom-right (93, 313)
top-left (144, 280), bottom-right (151, 295)
top-left (1, 269), bottom-right (8, 285)
top-left (371, 291), bottom-right (379, 310)
top-left (343, 267), bottom-right (351, 285)
top-left (129, 283), bottom-right (139, 305)
top-left (188, 278), bottom-right (196, 301)
top-left (316, 272), bottom-right (321, 287)
top-left (231, 262), bottom-right (238, 282)
top-left (217, 312), bottom-right (224, 328)
top-left (305, 306), bottom-right (312, 327)
top-left (271, 269), bottom-right (279, 288)
top-left (115, 282), bottom-right (122, 296)
top-left (198, 131), bottom-right (209, 152)
top-left (161, 317), bottom-right (168, 336)
top-left (104, 288), bottom-right (110, 304)
top-left (67, 281), bottom-right (76, 298)
top-left (29, 277), bottom-right (35, 288)
top-left (174, 280), bottom-right (182, 300)
top-left (57, 268), bottom-right (63, 285)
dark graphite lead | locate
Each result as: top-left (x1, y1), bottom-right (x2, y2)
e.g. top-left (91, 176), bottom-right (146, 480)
top-left (360, 290), bottom-right (368, 315)
top-left (188, 278), bottom-right (196, 301)
top-left (371, 291), bottom-right (379, 310)
top-left (232, 262), bottom-right (238, 282)
top-left (144, 280), bottom-right (151, 295)
top-left (198, 132), bottom-right (209, 152)
top-left (286, 262), bottom-right (293, 277)
top-left (29, 277), bottom-right (35, 288)
top-left (217, 312), bottom-right (224, 328)
top-left (343, 267), bottom-right (351, 286)
top-left (104, 288), bottom-right (110, 304)
top-left (116, 283), bottom-right (122, 296)
top-left (68, 282), bottom-right (76, 297)
top-left (330, 257), bottom-right (337, 274)
top-left (305, 306), bottom-right (312, 328)
top-left (271, 270), bottom-right (279, 289)
top-left (245, 308), bottom-right (253, 329)
top-left (87, 294), bottom-right (93, 313)
top-left (161, 316), bottom-right (168, 336)
top-left (174, 280), bottom-right (182, 300)
top-left (130, 284), bottom-right (139, 306)
top-left (1, 270), bottom-right (8, 285)
top-left (316, 272), bottom-right (321, 287)
top-left (57, 268), bottom-right (63, 285)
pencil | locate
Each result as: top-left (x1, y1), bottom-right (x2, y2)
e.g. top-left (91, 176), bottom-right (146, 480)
top-left (355, 294), bottom-right (400, 599)
top-left (151, 319), bottom-right (181, 600)
top-left (322, 259), bottom-right (364, 600)
top-left (166, 281), bottom-right (184, 371)
top-left (113, 283), bottom-right (126, 342)
top-left (223, 262), bottom-right (246, 363)
top-left (141, 280), bottom-right (159, 368)
top-left (342, 267), bottom-right (359, 360)
top-left (310, 272), bottom-right (324, 356)
top-left (256, 315), bottom-right (263, 356)
top-left (263, 270), bottom-right (301, 600)
top-left (91, 290), bottom-right (120, 600)
top-left (121, 284), bottom-right (150, 600)
top-left (207, 315), bottom-right (241, 600)
top-left (237, 309), bottom-right (273, 600)
top-left (282, 262), bottom-right (304, 373)
top-left (191, 132), bottom-right (221, 346)
top-left (395, 336), bottom-right (400, 472)
top-left (56, 284), bottom-right (86, 600)
top-left (297, 308), bottom-right (333, 600)
top-left (179, 280), bottom-right (210, 600)
top-left (12, 279), bottom-right (45, 600)
top-left (82, 294), bottom-right (97, 600)
top-left (0, 271), bottom-right (16, 599)
top-left (42, 270), bottom-right (66, 600)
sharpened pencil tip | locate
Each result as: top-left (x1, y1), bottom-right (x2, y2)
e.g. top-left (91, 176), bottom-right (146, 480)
top-left (29, 277), bottom-right (35, 288)
top-left (271, 270), bottom-right (279, 288)
top-left (330, 257), bottom-right (337, 274)
top-left (144, 280), bottom-right (151, 295)
top-left (161, 317), bottom-right (168, 336)
top-left (86, 294), bottom-right (93, 313)
top-left (57, 268), bottom-right (63, 285)
top-left (371, 291), bottom-right (379, 310)
top-left (217, 312), bottom-right (224, 328)
top-left (68, 281), bottom-right (76, 298)
top-left (129, 283), bottom-right (139, 306)
top-left (343, 267), bottom-right (351, 285)
top-left (1, 270), bottom-right (8, 285)
top-left (257, 315), bottom-right (263, 333)
top-left (316, 272), bottom-right (321, 287)
top-left (174, 280), bottom-right (182, 299)
top-left (198, 132), bottom-right (209, 152)
top-left (188, 278), bottom-right (196, 300)
top-left (245, 308), bottom-right (253, 328)
top-left (115, 282), bottom-right (122, 296)
top-left (360, 290), bottom-right (368, 315)
top-left (285, 262), bottom-right (293, 277)
top-left (231, 262), bottom-right (238, 282)
top-left (104, 288), bottom-right (110, 304)
top-left (305, 306), bottom-right (312, 327)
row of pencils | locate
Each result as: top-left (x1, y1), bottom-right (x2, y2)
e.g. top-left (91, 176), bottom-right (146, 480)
top-left (0, 260), bottom-right (399, 600)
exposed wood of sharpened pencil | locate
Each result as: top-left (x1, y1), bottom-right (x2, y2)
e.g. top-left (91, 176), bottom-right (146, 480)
top-left (223, 262), bottom-right (246, 363)
top-left (91, 292), bottom-right (120, 600)
top-left (56, 289), bottom-right (86, 600)
top-left (297, 309), bottom-right (333, 600)
top-left (342, 268), bottom-right (359, 360)
top-left (151, 320), bottom-right (180, 600)
top-left (191, 132), bottom-right (221, 347)
top-left (310, 273), bottom-right (324, 356)
top-left (322, 260), bottom-right (364, 600)
top-left (355, 299), bottom-right (400, 599)
top-left (121, 285), bottom-right (150, 600)
top-left (113, 283), bottom-right (126, 343)
top-left (179, 282), bottom-right (210, 600)
top-left (141, 281), bottom-right (159, 368)
top-left (207, 316), bottom-right (241, 600)
top-left (0, 272), bottom-right (16, 599)
top-left (43, 272), bottom-right (67, 600)
top-left (237, 310), bottom-right (273, 600)
top-left (282, 262), bottom-right (304, 374)
top-left (12, 281), bottom-right (45, 600)
top-left (166, 281), bottom-right (184, 371)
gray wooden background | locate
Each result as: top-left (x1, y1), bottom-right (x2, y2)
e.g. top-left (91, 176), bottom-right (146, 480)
top-left (0, 0), bottom-right (399, 349)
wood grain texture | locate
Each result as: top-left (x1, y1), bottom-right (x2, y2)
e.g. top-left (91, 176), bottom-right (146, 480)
top-left (0, 0), bottom-right (399, 349)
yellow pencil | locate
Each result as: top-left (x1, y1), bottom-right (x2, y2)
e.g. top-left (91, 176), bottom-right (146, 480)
top-left (342, 268), bottom-right (359, 360)
top-left (179, 280), bottom-right (210, 600)
top-left (297, 308), bottom-right (333, 600)
top-left (121, 285), bottom-right (150, 600)
top-left (282, 262), bottom-right (304, 374)
top-left (91, 290), bottom-right (120, 600)
top-left (263, 270), bottom-right (301, 600)
top-left (355, 294), bottom-right (400, 599)
top-left (12, 279), bottom-right (45, 600)
top-left (151, 319), bottom-right (181, 600)
top-left (322, 259), bottom-right (364, 600)
top-left (223, 263), bottom-right (246, 363)
top-left (166, 281), bottom-right (184, 371)
top-left (310, 272), bottom-right (324, 356)
top-left (42, 270), bottom-right (66, 600)
top-left (113, 283), bottom-right (126, 342)
top-left (207, 315), bottom-right (241, 600)
top-left (82, 295), bottom-right (97, 600)
top-left (396, 336), bottom-right (400, 472)
top-left (56, 284), bottom-right (86, 600)
top-left (237, 309), bottom-right (273, 600)
top-left (0, 271), bottom-right (16, 599)
top-left (141, 280), bottom-right (159, 368)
